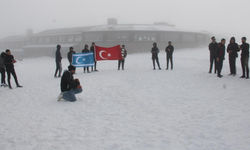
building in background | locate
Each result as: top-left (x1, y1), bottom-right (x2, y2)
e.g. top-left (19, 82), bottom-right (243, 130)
top-left (0, 18), bottom-right (211, 58)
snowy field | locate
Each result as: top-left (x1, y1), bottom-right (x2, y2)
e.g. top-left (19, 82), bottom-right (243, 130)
top-left (0, 47), bottom-right (250, 150)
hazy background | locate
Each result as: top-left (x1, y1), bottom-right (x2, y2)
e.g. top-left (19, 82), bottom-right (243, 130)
top-left (1, 0), bottom-right (250, 42)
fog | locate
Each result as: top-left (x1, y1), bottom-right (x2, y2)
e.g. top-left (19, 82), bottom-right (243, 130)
top-left (1, 0), bottom-right (250, 41)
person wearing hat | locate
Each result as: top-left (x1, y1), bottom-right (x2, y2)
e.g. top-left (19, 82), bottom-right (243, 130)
top-left (58, 65), bottom-right (82, 102)
top-left (239, 37), bottom-right (249, 79)
top-left (165, 41), bottom-right (174, 70)
top-left (54, 45), bottom-right (62, 77)
top-left (227, 37), bottom-right (240, 76)
top-left (90, 42), bottom-right (98, 72)
top-left (67, 47), bottom-right (76, 65)
top-left (208, 36), bottom-right (218, 73)
top-left (151, 43), bottom-right (161, 70)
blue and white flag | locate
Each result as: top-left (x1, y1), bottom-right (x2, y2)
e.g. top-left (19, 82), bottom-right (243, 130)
top-left (72, 53), bottom-right (94, 67)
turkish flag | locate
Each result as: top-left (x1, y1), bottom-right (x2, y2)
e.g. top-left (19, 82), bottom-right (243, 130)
top-left (95, 45), bottom-right (123, 61)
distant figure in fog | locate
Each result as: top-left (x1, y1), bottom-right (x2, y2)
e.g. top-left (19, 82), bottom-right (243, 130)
top-left (4, 49), bottom-right (23, 89)
top-left (239, 37), bottom-right (249, 79)
top-left (54, 45), bottom-right (62, 78)
top-left (227, 37), bottom-right (240, 76)
top-left (151, 43), bottom-right (161, 70)
top-left (118, 45), bottom-right (127, 70)
top-left (90, 42), bottom-right (98, 72)
top-left (0, 52), bottom-right (8, 87)
top-left (82, 44), bottom-right (91, 73)
top-left (208, 36), bottom-right (218, 74)
top-left (165, 41), bottom-right (174, 70)
top-left (67, 47), bottom-right (76, 65)
top-left (216, 39), bottom-right (226, 78)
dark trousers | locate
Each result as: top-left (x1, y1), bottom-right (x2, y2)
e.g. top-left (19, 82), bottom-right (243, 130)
top-left (167, 55), bottom-right (173, 69)
top-left (54, 62), bottom-right (62, 77)
top-left (6, 68), bottom-right (19, 87)
top-left (1, 68), bottom-right (6, 84)
top-left (152, 58), bottom-right (160, 69)
top-left (84, 67), bottom-right (89, 72)
top-left (118, 60), bottom-right (125, 70)
top-left (91, 61), bottom-right (97, 71)
top-left (209, 55), bottom-right (216, 73)
top-left (217, 60), bottom-right (224, 76)
top-left (229, 55), bottom-right (236, 74)
top-left (241, 56), bottom-right (249, 77)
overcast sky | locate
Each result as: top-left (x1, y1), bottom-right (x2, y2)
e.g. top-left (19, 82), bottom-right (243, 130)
top-left (1, 0), bottom-right (250, 41)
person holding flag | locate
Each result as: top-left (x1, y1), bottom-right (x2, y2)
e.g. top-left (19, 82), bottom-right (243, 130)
top-left (82, 45), bottom-right (91, 73)
top-left (90, 42), bottom-right (98, 72)
top-left (67, 47), bottom-right (76, 65)
top-left (118, 45), bottom-right (127, 70)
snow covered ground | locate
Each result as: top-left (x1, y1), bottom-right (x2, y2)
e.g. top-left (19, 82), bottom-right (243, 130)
top-left (0, 47), bottom-right (250, 150)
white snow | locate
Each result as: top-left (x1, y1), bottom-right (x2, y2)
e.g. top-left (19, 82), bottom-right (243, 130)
top-left (0, 47), bottom-right (250, 150)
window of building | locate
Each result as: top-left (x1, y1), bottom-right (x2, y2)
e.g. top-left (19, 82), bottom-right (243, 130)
top-left (75, 35), bottom-right (82, 42)
top-left (107, 32), bottom-right (129, 41)
top-left (32, 38), bottom-right (37, 44)
top-left (51, 36), bottom-right (58, 43)
top-left (44, 37), bottom-right (50, 43)
top-left (134, 33), bottom-right (156, 41)
top-left (67, 36), bottom-right (74, 42)
top-left (59, 36), bottom-right (66, 42)
top-left (182, 34), bottom-right (196, 43)
top-left (38, 37), bottom-right (44, 43)
top-left (161, 33), bottom-right (180, 42)
top-left (85, 33), bottom-right (103, 41)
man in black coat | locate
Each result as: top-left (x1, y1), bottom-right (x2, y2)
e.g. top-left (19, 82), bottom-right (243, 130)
top-left (67, 47), bottom-right (76, 65)
top-left (227, 37), bottom-right (240, 76)
top-left (216, 39), bottom-right (226, 78)
top-left (239, 37), bottom-right (249, 79)
top-left (90, 42), bottom-right (98, 72)
top-left (151, 43), bottom-right (161, 70)
top-left (58, 65), bottom-right (82, 102)
top-left (82, 44), bottom-right (91, 73)
top-left (165, 41), bottom-right (174, 70)
top-left (208, 36), bottom-right (218, 73)
top-left (4, 49), bottom-right (22, 89)
top-left (54, 45), bottom-right (62, 77)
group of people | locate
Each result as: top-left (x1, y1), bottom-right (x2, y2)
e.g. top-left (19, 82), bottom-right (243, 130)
top-left (151, 41), bottom-right (175, 70)
top-left (208, 36), bottom-right (249, 78)
top-left (0, 49), bottom-right (22, 89)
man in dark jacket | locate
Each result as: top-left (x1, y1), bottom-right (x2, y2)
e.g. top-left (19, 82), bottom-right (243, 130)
top-left (165, 41), bottom-right (174, 70)
top-left (58, 65), bottom-right (82, 102)
top-left (4, 49), bottom-right (22, 89)
top-left (90, 42), bottom-right (98, 72)
top-left (54, 45), bottom-right (62, 77)
top-left (82, 44), bottom-right (91, 73)
top-left (67, 47), bottom-right (76, 65)
top-left (239, 37), bottom-right (249, 79)
top-left (216, 39), bottom-right (226, 78)
top-left (151, 43), bottom-right (161, 70)
top-left (118, 45), bottom-right (127, 70)
top-left (208, 36), bottom-right (218, 73)
top-left (0, 52), bottom-right (8, 87)
top-left (227, 37), bottom-right (240, 76)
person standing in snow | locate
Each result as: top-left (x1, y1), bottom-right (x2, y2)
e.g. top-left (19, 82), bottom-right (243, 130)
top-left (165, 41), bottom-right (174, 70)
top-left (239, 37), bottom-right (249, 79)
top-left (90, 42), bottom-right (98, 72)
top-left (216, 39), bottom-right (226, 78)
top-left (0, 52), bottom-right (8, 87)
top-left (208, 36), bottom-right (218, 74)
top-left (227, 37), bottom-right (240, 76)
top-left (4, 49), bottom-right (23, 89)
top-left (67, 47), bottom-right (76, 65)
top-left (151, 43), bottom-right (161, 70)
top-left (118, 45), bottom-right (127, 70)
top-left (54, 45), bottom-right (62, 78)
top-left (82, 44), bottom-right (91, 73)
top-left (58, 65), bottom-right (82, 102)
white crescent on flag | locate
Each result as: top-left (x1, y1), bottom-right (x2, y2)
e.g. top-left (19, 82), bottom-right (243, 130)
top-left (99, 50), bottom-right (108, 59)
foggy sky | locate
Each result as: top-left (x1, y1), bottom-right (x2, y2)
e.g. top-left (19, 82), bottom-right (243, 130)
top-left (1, 0), bottom-right (250, 42)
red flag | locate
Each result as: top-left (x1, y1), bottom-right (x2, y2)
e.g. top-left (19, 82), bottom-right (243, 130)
top-left (95, 45), bottom-right (122, 61)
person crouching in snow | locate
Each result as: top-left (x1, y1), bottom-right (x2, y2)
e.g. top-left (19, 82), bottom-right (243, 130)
top-left (58, 65), bottom-right (82, 102)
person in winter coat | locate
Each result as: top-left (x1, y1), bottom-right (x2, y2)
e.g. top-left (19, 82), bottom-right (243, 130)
top-left (4, 49), bottom-right (22, 89)
top-left (118, 45), bottom-right (127, 70)
top-left (239, 37), bottom-right (249, 79)
top-left (227, 37), bottom-right (240, 76)
top-left (165, 41), bottom-right (174, 70)
top-left (0, 52), bottom-right (8, 87)
top-left (216, 39), bottom-right (226, 78)
top-left (151, 43), bottom-right (161, 70)
top-left (54, 45), bottom-right (62, 77)
top-left (208, 36), bottom-right (218, 73)
top-left (90, 42), bottom-right (98, 72)
top-left (82, 44), bottom-right (91, 73)
top-left (67, 47), bottom-right (76, 65)
top-left (58, 65), bottom-right (82, 102)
